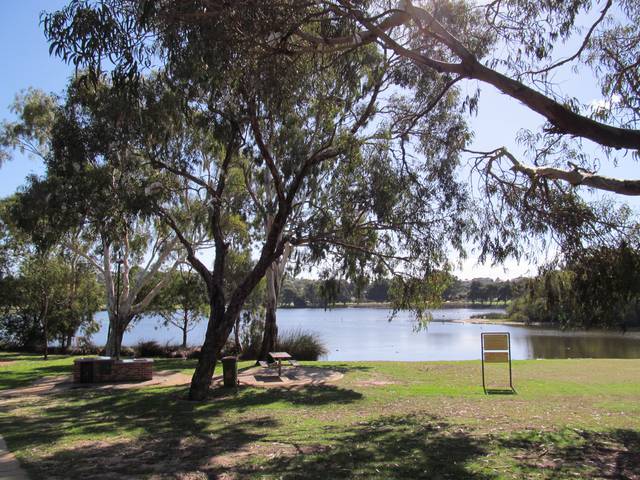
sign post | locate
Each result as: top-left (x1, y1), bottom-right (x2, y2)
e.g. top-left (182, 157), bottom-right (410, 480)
top-left (481, 332), bottom-right (514, 393)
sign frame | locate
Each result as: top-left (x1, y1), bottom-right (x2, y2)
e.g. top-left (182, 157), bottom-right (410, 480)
top-left (481, 332), bottom-right (514, 393)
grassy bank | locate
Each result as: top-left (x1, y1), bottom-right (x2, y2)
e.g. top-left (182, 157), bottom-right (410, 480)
top-left (0, 354), bottom-right (639, 479)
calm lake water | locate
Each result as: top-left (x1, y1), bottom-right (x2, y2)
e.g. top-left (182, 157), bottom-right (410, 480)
top-left (91, 308), bottom-right (640, 361)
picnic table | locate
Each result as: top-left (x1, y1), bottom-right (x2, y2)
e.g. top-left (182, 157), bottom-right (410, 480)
top-left (268, 352), bottom-right (298, 377)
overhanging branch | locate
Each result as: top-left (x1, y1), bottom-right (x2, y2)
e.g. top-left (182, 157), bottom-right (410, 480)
top-left (473, 147), bottom-right (640, 196)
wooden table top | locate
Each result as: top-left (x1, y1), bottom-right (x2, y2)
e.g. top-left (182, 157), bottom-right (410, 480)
top-left (269, 352), bottom-right (292, 360)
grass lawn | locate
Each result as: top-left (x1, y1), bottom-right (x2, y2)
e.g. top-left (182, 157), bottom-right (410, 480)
top-left (0, 354), bottom-right (639, 479)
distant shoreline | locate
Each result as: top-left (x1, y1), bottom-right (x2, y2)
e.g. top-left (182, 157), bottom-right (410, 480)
top-left (447, 317), bottom-right (640, 337)
top-left (279, 302), bottom-right (508, 310)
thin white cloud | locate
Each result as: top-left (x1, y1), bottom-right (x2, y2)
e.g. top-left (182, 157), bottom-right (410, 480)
top-left (589, 94), bottom-right (621, 113)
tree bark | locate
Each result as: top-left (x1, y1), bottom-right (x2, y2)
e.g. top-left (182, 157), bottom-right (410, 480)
top-left (104, 313), bottom-right (132, 356)
top-left (257, 242), bottom-right (292, 361)
top-left (234, 316), bottom-right (241, 354)
top-left (188, 304), bottom-right (236, 400)
top-left (41, 295), bottom-right (49, 361)
top-left (42, 316), bottom-right (48, 361)
top-left (477, 147), bottom-right (640, 196)
top-left (258, 264), bottom-right (279, 361)
top-left (187, 236), bottom-right (289, 400)
top-left (182, 309), bottom-right (188, 349)
top-left (183, 127), bottom-right (325, 400)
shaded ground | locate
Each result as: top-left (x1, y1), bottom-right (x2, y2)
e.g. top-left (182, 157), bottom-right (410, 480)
top-left (0, 357), bottom-right (639, 479)
top-left (225, 365), bottom-right (343, 387)
top-left (0, 366), bottom-right (344, 399)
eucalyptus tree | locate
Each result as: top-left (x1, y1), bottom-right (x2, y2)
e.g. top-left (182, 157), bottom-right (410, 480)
top-left (233, 0), bottom-right (639, 265)
top-left (44, 0), bottom-right (474, 399)
top-left (276, 0), bottom-right (640, 193)
top-left (0, 82), bottom-right (186, 356)
top-left (120, 0), bottom-right (639, 263)
top-left (150, 265), bottom-right (207, 349)
top-left (0, 199), bottom-right (102, 357)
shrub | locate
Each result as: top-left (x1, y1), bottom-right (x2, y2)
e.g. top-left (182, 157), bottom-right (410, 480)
top-left (135, 340), bottom-right (170, 357)
top-left (276, 329), bottom-right (327, 361)
top-left (508, 311), bottom-right (529, 324)
top-left (120, 346), bottom-right (136, 357)
top-left (237, 326), bottom-right (263, 360)
top-left (70, 336), bottom-right (102, 355)
top-left (186, 347), bottom-right (201, 359)
top-left (220, 339), bottom-right (239, 358)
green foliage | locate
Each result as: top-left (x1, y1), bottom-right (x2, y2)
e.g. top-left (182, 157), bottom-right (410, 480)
top-left (0, 88), bottom-right (57, 165)
top-left (0, 251), bottom-right (101, 349)
top-left (0, 198), bottom-right (102, 350)
top-left (365, 279), bottom-right (390, 302)
top-left (149, 266), bottom-right (208, 347)
top-left (508, 243), bottom-right (640, 329)
top-left (278, 275), bottom-right (523, 307)
top-left (41, 0), bottom-right (476, 324)
top-left (275, 329), bottom-right (328, 361)
top-left (388, 271), bottom-right (451, 322)
top-left (469, 312), bottom-right (508, 320)
top-left (236, 325), bottom-right (328, 361)
top-left (134, 340), bottom-right (168, 358)
top-left (444, 276), bottom-right (524, 304)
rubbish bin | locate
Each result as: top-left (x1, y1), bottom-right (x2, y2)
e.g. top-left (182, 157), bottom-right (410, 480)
top-left (221, 356), bottom-right (238, 388)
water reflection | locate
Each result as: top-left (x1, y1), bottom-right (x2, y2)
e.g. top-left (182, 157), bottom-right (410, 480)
top-left (523, 333), bottom-right (640, 359)
top-left (91, 308), bottom-right (640, 361)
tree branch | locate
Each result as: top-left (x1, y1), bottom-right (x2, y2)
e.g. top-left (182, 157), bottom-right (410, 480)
top-left (248, 101), bottom-right (286, 205)
top-left (473, 147), bottom-right (640, 196)
top-left (332, 1), bottom-right (640, 150)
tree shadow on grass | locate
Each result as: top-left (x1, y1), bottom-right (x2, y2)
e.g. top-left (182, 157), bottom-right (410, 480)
top-left (496, 428), bottom-right (640, 479)
top-left (242, 414), bottom-right (497, 480)
top-left (0, 386), bottom-right (278, 478)
top-left (0, 363), bottom-right (74, 390)
top-left (24, 415), bottom-right (277, 479)
top-left (318, 363), bottom-right (374, 374)
top-left (0, 381), bottom-right (365, 478)
top-left (208, 383), bottom-right (363, 412)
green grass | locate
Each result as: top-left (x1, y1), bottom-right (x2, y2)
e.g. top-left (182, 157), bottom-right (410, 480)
top-left (0, 352), bottom-right (81, 390)
top-left (0, 355), bottom-right (638, 479)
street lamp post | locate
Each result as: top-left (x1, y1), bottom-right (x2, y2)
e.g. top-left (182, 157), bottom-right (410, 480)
top-left (115, 258), bottom-right (124, 360)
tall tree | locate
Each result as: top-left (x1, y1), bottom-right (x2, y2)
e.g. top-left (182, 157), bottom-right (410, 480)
top-left (0, 200), bottom-right (102, 357)
top-left (44, 0), bottom-right (474, 400)
top-left (1, 83), bottom-right (186, 356)
top-left (151, 265), bottom-right (208, 348)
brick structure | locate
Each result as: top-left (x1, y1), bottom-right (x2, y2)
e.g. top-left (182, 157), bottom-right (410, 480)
top-left (73, 357), bottom-right (153, 383)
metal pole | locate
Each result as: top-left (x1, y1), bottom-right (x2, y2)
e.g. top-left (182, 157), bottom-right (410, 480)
top-left (481, 333), bottom-right (486, 394)
top-left (508, 332), bottom-right (513, 391)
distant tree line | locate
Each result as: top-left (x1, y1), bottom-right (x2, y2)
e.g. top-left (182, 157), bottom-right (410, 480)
top-left (442, 277), bottom-right (527, 304)
top-left (278, 276), bottom-right (525, 308)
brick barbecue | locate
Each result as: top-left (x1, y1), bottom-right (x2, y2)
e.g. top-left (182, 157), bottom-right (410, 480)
top-left (73, 357), bottom-right (153, 383)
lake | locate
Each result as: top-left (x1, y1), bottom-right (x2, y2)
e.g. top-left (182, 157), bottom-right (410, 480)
top-left (91, 307), bottom-right (640, 361)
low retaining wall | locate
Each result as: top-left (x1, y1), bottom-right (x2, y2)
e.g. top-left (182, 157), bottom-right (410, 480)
top-left (73, 357), bottom-right (153, 383)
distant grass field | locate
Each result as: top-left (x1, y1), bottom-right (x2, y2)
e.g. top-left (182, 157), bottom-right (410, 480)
top-left (0, 354), bottom-right (638, 479)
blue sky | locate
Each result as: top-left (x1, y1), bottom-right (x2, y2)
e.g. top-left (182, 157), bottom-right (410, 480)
top-left (1, 2), bottom-right (637, 280)
top-left (0, 1), bottom-right (72, 194)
